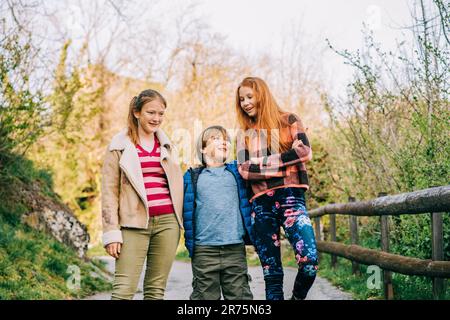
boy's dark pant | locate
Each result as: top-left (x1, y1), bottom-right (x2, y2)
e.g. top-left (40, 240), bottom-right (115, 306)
top-left (190, 243), bottom-right (253, 300)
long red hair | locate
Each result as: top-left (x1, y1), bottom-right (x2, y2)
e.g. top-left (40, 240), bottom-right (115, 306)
top-left (235, 77), bottom-right (291, 153)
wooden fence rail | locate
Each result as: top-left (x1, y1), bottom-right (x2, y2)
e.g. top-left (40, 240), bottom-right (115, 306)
top-left (309, 185), bottom-right (450, 218)
top-left (309, 185), bottom-right (449, 300)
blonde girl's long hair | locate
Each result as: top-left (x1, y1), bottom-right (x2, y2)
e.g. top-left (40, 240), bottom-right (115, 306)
top-left (127, 89), bottom-right (167, 145)
top-left (235, 77), bottom-right (291, 153)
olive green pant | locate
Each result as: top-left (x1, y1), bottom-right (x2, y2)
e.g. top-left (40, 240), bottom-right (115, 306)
top-left (112, 213), bottom-right (180, 300)
top-left (190, 243), bottom-right (253, 300)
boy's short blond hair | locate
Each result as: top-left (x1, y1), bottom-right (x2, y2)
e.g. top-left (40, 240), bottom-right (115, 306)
top-left (196, 126), bottom-right (231, 166)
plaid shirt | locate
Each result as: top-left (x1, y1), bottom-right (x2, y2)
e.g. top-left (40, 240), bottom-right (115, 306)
top-left (237, 113), bottom-right (312, 201)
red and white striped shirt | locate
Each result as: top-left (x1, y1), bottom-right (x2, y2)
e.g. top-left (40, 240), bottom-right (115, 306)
top-left (137, 137), bottom-right (175, 216)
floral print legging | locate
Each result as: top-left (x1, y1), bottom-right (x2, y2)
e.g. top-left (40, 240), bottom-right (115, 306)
top-left (251, 187), bottom-right (318, 300)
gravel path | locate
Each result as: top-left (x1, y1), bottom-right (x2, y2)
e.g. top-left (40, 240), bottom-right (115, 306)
top-left (85, 256), bottom-right (353, 300)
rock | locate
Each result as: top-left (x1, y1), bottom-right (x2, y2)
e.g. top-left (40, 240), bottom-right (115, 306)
top-left (19, 180), bottom-right (90, 258)
top-left (22, 208), bottom-right (90, 258)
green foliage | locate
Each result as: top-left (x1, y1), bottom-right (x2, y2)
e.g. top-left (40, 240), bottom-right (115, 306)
top-left (324, 24), bottom-right (449, 198)
top-left (316, 255), bottom-right (381, 300)
top-left (175, 247), bottom-right (191, 263)
top-left (327, 8), bottom-right (448, 220)
top-left (319, 1), bottom-right (450, 299)
top-left (280, 243), bottom-right (450, 300)
top-left (0, 22), bottom-right (47, 155)
top-left (30, 41), bottom-right (109, 242)
top-left (0, 152), bottom-right (55, 228)
top-left (0, 151), bottom-right (54, 197)
top-left (86, 243), bottom-right (107, 258)
top-left (47, 40), bottom-right (104, 135)
top-left (0, 153), bottom-right (112, 299)
top-left (0, 212), bottom-right (112, 299)
top-left (307, 137), bottom-right (335, 208)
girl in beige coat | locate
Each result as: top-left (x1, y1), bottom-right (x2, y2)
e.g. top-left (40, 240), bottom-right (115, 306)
top-left (101, 89), bottom-right (183, 300)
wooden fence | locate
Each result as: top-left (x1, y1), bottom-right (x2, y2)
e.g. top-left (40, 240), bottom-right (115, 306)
top-left (309, 185), bottom-right (450, 300)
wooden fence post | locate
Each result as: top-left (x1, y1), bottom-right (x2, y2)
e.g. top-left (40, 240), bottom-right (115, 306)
top-left (330, 203), bottom-right (337, 268)
top-left (431, 211), bottom-right (445, 300)
top-left (379, 192), bottom-right (394, 300)
top-left (348, 196), bottom-right (360, 275)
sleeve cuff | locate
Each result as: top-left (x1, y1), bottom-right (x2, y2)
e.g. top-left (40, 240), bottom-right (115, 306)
top-left (102, 230), bottom-right (123, 247)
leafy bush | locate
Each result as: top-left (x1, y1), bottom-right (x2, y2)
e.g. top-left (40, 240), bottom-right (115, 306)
top-left (0, 23), bottom-right (47, 155)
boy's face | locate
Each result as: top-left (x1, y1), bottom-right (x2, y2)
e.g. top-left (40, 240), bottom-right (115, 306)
top-left (202, 131), bottom-right (231, 165)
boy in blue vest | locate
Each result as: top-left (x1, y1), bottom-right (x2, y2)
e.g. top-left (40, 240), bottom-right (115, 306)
top-left (183, 125), bottom-right (253, 300)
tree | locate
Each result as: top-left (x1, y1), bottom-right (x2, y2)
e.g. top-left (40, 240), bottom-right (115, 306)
top-left (322, 1), bottom-right (449, 295)
top-left (0, 21), bottom-right (46, 159)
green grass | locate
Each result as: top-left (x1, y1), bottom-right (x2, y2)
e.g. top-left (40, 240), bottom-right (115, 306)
top-left (0, 153), bottom-right (56, 200)
top-left (315, 253), bottom-right (449, 300)
top-left (86, 243), bottom-right (107, 258)
top-left (0, 214), bottom-right (112, 299)
top-left (175, 246), bottom-right (191, 262)
top-left (315, 254), bottom-right (380, 300)
top-left (0, 152), bottom-right (112, 300)
top-left (175, 234), bottom-right (193, 262)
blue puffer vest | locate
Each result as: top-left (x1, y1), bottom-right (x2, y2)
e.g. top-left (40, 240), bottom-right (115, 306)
top-left (183, 160), bottom-right (253, 258)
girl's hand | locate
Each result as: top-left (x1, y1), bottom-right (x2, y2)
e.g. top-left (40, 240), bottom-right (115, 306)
top-left (105, 242), bottom-right (122, 259)
top-left (292, 139), bottom-right (304, 149)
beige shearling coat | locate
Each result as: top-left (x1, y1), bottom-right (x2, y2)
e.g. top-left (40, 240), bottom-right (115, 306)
top-left (101, 128), bottom-right (183, 247)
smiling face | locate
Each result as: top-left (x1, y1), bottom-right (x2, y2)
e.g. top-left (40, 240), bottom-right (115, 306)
top-left (239, 86), bottom-right (257, 118)
top-left (133, 99), bottom-right (165, 134)
top-left (201, 128), bottom-right (231, 166)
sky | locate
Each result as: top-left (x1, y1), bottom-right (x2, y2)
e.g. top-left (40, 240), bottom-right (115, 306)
top-left (33, 0), bottom-right (417, 98)
top-left (197, 0), bottom-right (412, 53)
top-left (192, 0), bottom-right (414, 96)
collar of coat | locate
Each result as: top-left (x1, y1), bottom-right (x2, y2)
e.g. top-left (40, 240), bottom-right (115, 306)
top-left (108, 128), bottom-right (172, 152)
top-left (107, 128), bottom-right (174, 206)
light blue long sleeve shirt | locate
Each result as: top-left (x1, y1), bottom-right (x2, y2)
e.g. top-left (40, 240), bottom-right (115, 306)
top-left (194, 166), bottom-right (245, 246)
